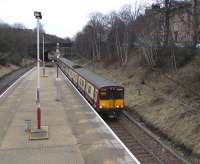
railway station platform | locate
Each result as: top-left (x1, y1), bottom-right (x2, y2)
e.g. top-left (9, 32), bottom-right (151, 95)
top-left (0, 67), bottom-right (139, 164)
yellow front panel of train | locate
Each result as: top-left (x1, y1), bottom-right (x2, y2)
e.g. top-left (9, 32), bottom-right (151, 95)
top-left (99, 100), bottom-right (114, 109)
top-left (115, 99), bottom-right (124, 108)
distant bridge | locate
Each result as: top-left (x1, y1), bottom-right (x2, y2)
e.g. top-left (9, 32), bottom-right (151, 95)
top-left (28, 42), bottom-right (73, 61)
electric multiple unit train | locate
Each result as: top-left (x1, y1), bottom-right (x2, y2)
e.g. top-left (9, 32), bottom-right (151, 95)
top-left (57, 58), bottom-right (124, 116)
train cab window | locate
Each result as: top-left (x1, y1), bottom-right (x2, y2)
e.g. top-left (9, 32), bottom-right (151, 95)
top-left (114, 89), bottom-right (124, 99)
top-left (100, 88), bottom-right (124, 99)
top-left (99, 90), bottom-right (110, 100)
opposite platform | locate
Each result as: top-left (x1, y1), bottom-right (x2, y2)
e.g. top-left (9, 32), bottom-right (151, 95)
top-left (0, 67), bottom-right (140, 164)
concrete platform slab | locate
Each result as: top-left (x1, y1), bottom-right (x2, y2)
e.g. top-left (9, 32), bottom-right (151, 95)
top-left (11, 110), bottom-right (66, 126)
top-left (1, 124), bottom-right (76, 150)
top-left (0, 67), bottom-right (139, 164)
top-left (0, 146), bottom-right (84, 164)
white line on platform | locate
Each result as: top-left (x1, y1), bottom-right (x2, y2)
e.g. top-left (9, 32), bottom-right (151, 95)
top-left (60, 69), bottom-right (141, 164)
top-left (0, 67), bottom-right (36, 99)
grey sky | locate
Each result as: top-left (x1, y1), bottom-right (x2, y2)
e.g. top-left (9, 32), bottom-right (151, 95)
top-left (0, 0), bottom-right (153, 38)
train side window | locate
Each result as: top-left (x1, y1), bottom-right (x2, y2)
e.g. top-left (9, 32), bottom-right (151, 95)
top-left (85, 82), bottom-right (88, 93)
top-left (79, 78), bottom-right (81, 86)
top-left (80, 79), bottom-right (83, 86)
top-left (88, 86), bottom-right (91, 93)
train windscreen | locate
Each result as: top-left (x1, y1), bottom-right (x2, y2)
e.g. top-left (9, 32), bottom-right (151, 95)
top-left (99, 89), bottom-right (110, 100)
top-left (99, 88), bottom-right (124, 100)
top-left (113, 88), bottom-right (124, 99)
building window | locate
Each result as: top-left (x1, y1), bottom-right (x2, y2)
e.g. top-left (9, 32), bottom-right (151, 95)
top-left (174, 31), bottom-right (178, 41)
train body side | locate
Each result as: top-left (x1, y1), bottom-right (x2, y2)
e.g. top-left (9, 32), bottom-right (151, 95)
top-left (57, 58), bottom-right (124, 115)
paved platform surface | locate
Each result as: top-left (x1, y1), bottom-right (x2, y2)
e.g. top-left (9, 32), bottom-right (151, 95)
top-left (0, 67), bottom-right (139, 164)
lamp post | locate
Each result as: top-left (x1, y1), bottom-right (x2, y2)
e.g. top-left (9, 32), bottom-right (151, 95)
top-left (42, 33), bottom-right (45, 76)
top-left (34, 11), bottom-right (42, 129)
top-left (56, 43), bottom-right (60, 78)
top-left (55, 43), bottom-right (61, 101)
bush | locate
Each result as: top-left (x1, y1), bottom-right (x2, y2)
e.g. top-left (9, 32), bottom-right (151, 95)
top-left (152, 48), bottom-right (195, 70)
top-left (0, 52), bottom-right (9, 65)
top-left (8, 53), bottom-right (22, 66)
top-left (174, 48), bottom-right (195, 67)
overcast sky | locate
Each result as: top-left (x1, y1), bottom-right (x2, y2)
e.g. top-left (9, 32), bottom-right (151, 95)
top-left (0, 0), bottom-right (153, 38)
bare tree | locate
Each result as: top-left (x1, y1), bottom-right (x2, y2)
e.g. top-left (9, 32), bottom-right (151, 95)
top-left (88, 12), bottom-right (107, 61)
top-left (192, 0), bottom-right (199, 47)
top-left (113, 4), bottom-right (142, 65)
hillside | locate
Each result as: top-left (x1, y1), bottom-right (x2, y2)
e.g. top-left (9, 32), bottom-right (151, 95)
top-left (0, 22), bottom-right (64, 77)
top-left (0, 64), bottom-right (19, 77)
top-left (73, 55), bottom-right (200, 163)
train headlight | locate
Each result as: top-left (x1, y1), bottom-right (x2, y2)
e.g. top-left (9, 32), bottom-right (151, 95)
top-left (99, 105), bottom-right (103, 109)
top-left (116, 105), bottom-right (124, 108)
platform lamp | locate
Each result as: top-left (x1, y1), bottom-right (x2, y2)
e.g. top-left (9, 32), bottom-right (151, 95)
top-left (34, 11), bottom-right (42, 129)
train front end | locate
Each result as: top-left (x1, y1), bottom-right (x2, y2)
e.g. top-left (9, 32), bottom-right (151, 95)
top-left (97, 86), bottom-right (124, 115)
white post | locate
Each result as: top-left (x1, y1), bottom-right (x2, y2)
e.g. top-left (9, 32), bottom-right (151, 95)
top-left (56, 42), bottom-right (61, 101)
top-left (34, 11), bottom-right (42, 130)
top-left (36, 18), bottom-right (41, 129)
top-left (37, 18), bottom-right (40, 94)
top-left (42, 34), bottom-right (45, 76)
top-left (56, 43), bottom-right (60, 78)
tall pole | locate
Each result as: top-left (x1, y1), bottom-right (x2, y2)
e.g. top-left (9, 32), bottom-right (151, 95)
top-left (56, 43), bottom-right (60, 78)
top-left (42, 34), bottom-right (45, 76)
top-left (57, 64), bottom-right (58, 78)
top-left (37, 19), bottom-right (40, 91)
top-left (36, 18), bottom-right (41, 129)
top-left (56, 43), bottom-right (61, 101)
top-left (34, 11), bottom-right (42, 130)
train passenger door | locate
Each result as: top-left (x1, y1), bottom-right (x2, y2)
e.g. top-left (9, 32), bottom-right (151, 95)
top-left (114, 88), bottom-right (124, 109)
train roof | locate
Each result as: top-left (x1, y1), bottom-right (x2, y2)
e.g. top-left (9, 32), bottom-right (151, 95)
top-left (75, 68), bottom-right (118, 88)
top-left (59, 57), bottom-right (120, 88)
top-left (59, 57), bottom-right (75, 68)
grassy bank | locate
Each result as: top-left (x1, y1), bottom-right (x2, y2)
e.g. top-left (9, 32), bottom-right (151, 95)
top-left (0, 64), bottom-right (20, 78)
top-left (73, 56), bottom-right (200, 162)
top-left (0, 58), bottom-right (34, 78)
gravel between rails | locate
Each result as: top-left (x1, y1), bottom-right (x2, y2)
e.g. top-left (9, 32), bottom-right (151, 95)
top-left (103, 111), bottom-right (190, 164)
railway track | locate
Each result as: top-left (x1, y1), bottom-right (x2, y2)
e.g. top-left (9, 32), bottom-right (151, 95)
top-left (58, 64), bottom-right (189, 163)
top-left (104, 111), bottom-right (190, 164)
top-left (0, 65), bottom-right (34, 95)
